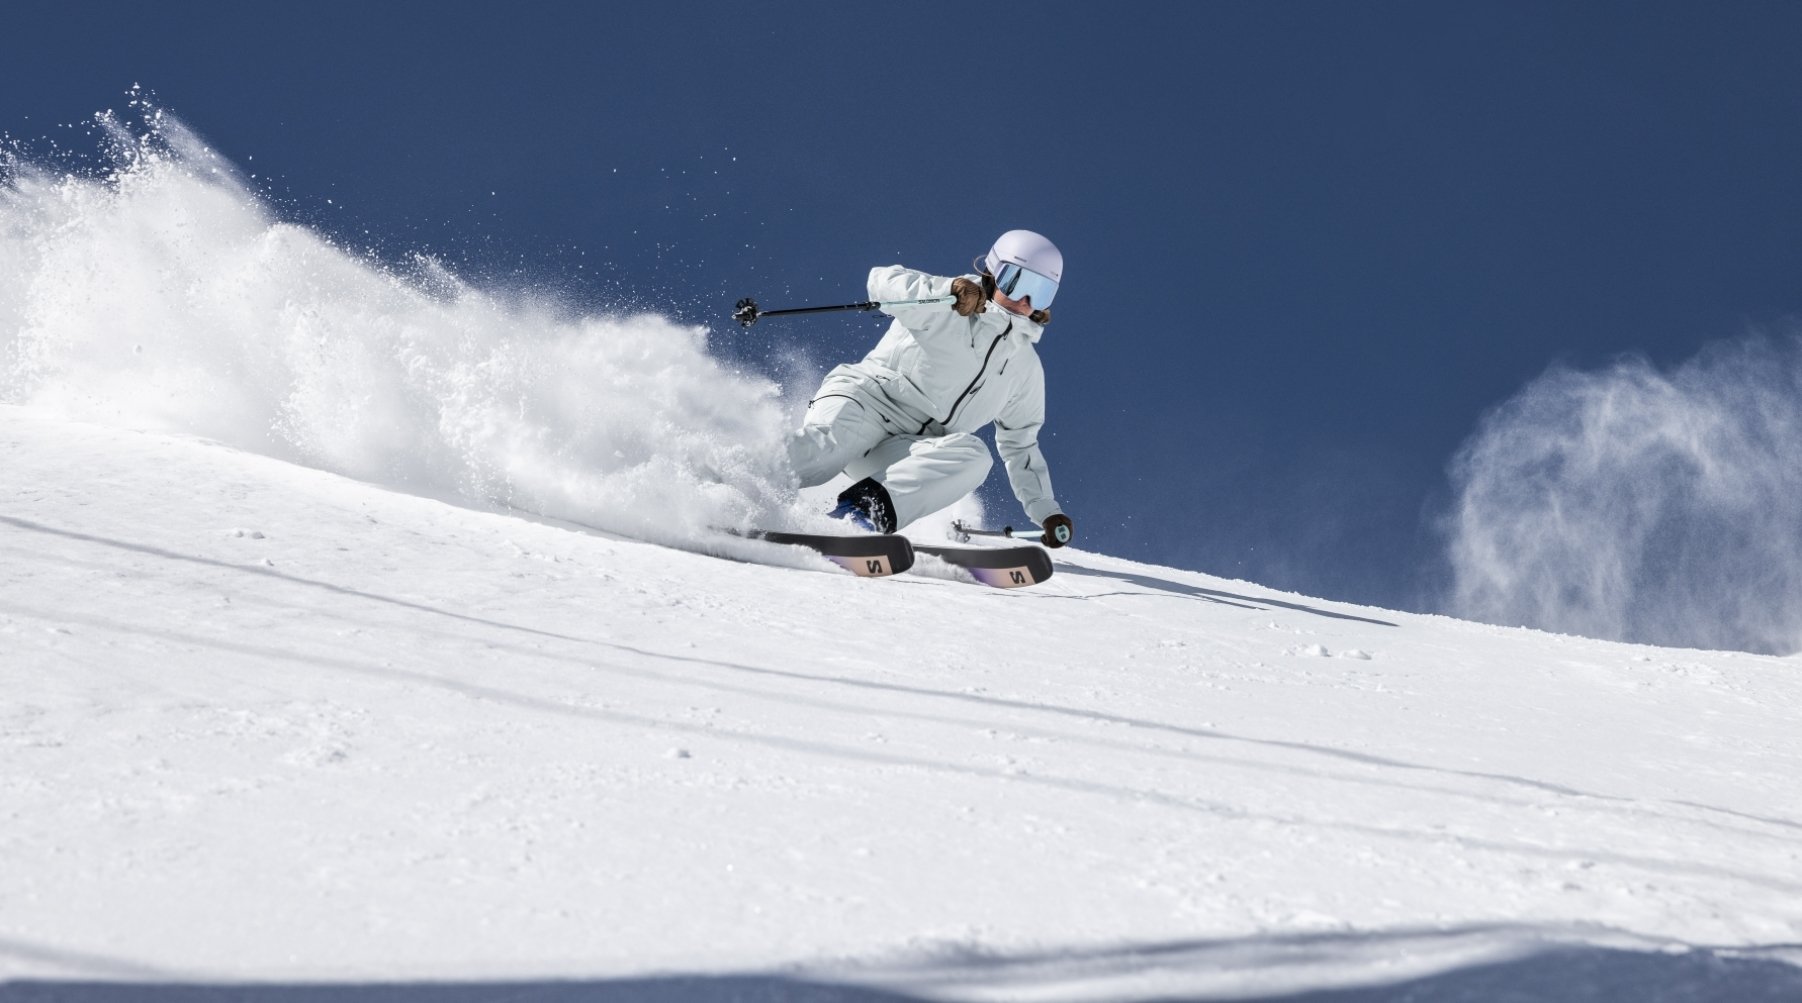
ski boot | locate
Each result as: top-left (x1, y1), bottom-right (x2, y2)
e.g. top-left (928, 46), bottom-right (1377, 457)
top-left (828, 477), bottom-right (897, 533)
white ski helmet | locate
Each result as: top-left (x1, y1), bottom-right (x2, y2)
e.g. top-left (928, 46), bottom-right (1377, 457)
top-left (982, 229), bottom-right (1063, 309)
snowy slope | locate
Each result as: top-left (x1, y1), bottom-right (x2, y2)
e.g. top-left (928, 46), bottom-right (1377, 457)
top-left (4, 406), bottom-right (1801, 1002)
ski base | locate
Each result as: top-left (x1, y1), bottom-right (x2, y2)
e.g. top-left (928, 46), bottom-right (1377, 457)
top-left (915, 543), bottom-right (1055, 588)
top-left (747, 530), bottom-right (915, 577)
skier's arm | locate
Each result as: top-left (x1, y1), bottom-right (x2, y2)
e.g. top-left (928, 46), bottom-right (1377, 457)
top-left (867, 265), bottom-right (958, 325)
top-left (994, 363), bottom-right (1063, 526)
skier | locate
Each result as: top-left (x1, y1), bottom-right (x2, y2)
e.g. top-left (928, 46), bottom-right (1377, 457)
top-left (787, 229), bottom-right (1074, 549)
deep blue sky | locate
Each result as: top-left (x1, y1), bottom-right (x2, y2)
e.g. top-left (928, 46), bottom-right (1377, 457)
top-left (7, 1), bottom-right (1801, 609)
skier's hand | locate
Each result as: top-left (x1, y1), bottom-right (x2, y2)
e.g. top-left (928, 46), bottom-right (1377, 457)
top-left (951, 277), bottom-right (986, 317)
top-left (1041, 513), bottom-right (1074, 548)
top-left (1029, 307), bottom-right (1051, 325)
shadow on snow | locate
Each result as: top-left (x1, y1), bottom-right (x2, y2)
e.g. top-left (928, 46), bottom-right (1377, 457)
top-left (1053, 560), bottom-right (1399, 628)
top-left (4, 926), bottom-right (1801, 1002)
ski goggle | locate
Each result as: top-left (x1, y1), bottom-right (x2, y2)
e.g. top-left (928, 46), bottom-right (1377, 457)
top-left (994, 262), bottom-right (1059, 310)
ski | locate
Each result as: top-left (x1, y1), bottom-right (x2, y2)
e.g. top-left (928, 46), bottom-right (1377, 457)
top-left (914, 543), bottom-right (1055, 589)
top-left (743, 529), bottom-right (915, 577)
top-left (728, 530), bottom-right (1049, 587)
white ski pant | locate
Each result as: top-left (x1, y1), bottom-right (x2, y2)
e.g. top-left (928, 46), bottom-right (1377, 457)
top-left (788, 392), bottom-right (992, 529)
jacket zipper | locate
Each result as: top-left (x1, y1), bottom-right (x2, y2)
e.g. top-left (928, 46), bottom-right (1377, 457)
top-left (933, 323), bottom-right (1011, 432)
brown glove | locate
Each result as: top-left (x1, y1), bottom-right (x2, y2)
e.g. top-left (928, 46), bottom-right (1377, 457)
top-left (1029, 308), bottom-right (1051, 325)
top-left (951, 277), bottom-right (986, 317)
top-left (1041, 513), bottom-right (1074, 548)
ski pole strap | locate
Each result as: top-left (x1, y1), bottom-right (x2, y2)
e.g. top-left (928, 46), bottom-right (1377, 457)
top-left (734, 295), bottom-right (955, 327)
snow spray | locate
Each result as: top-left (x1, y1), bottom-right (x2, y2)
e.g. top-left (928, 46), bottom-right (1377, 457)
top-left (0, 99), bottom-right (795, 546)
top-left (1443, 335), bottom-right (1802, 655)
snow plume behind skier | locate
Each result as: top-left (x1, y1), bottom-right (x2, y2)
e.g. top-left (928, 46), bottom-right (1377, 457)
top-left (787, 230), bottom-right (1075, 549)
top-left (0, 100), bottom-right (798, 552)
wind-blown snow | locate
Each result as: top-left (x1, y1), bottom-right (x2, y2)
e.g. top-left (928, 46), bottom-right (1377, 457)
top-left (1445, 336), bottom-right (1802, 655)
top-left (3, 410), bottom-right (1800, 1000)
top-left (0, 104), bottom-right (794, 549)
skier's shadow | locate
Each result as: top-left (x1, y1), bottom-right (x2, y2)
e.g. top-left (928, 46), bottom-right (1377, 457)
top-left (1055, 562), bottom-right (1398, 627)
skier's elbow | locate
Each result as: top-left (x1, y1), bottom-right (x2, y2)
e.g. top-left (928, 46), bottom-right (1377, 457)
top-left (867, 264), bottom-right (917, 301)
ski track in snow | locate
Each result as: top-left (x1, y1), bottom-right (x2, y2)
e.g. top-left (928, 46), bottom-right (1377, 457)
top-left (3, 408), bottom-right (1801, 1001)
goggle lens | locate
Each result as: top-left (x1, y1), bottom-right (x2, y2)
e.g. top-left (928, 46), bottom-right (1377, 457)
top-left (995, 262), bottom-right (1058, 310)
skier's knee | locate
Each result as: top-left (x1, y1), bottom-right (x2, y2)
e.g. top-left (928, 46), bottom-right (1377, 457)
top-left (939, 433), bottom-right (993, 473)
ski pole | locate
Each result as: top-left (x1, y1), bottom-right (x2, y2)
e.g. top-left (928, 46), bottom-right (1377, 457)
top-left (733, 295), bottom-right (954, 327)
top-left (950, 520), bottom-right (1057, 545)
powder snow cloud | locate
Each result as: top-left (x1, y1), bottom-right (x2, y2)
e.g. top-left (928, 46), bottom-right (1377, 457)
top-left (0, 103), bottom-right (797, 547)
top-left (1443, 334), bottom-right (1802, 654)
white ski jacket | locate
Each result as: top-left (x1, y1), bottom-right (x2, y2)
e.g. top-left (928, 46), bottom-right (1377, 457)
top-left (814, 265), bottom-right (1062, 524)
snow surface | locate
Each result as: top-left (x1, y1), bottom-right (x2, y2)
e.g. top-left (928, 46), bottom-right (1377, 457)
top-left (4, 408), bottom-right (1802, 1001)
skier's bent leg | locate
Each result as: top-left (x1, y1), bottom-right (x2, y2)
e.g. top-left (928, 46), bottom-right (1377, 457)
top-left (786, 393), bottom-right (890, 488)
top-left (848, 432), bottom-right (993, 529)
